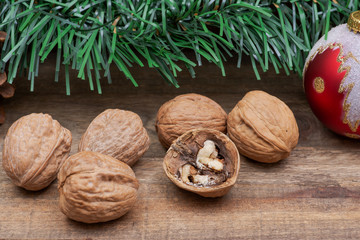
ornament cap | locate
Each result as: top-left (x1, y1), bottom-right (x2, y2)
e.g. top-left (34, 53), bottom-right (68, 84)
top-left (348, 10), bottom-right (360, 33)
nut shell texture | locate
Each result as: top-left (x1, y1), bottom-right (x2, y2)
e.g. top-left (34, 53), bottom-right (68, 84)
top-left (163, 129), bottom-right (240, 197)
top-left (58, 151), bottom-right (139, 224)
top-left (156, 93), bottom-right (227, 148)
top-left (79, 109), bottom-right (150, 166)
top-left (2, 113), bottom-right (72, 190)
top-left (227, 90), bottom-right (299, 163)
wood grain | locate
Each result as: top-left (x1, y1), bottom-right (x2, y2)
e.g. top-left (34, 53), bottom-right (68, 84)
top-left (1, 56), bottom-right (360, 239)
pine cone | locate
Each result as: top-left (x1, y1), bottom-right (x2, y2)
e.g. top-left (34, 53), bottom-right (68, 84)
top-left (0, 31), bottom-right (15, 124)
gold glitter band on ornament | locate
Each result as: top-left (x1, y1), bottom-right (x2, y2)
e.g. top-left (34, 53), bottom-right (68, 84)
top-left (347, 11), bottom-right (360, 33)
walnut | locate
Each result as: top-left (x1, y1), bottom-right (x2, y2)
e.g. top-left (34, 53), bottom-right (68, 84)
top-left (163, 129), bottom-right (240, 197)
top-left (79, 109), bottom-right (150, 166)
top-left (58, 151), bottom-right (139, 223)
top-left (227, 90), bottom-right (299, 163)
top-left (2, 113), bottom-right (72, 190)
top-left (156, 93), bottom-right (227, 149)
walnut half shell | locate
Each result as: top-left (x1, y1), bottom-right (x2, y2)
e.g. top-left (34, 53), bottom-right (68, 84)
top-left (58, 151), bottom-right (139, 224)
top-left (2, 113), bottom-right (72, 190)
top-left (163, 129), bottom-right (240, 197)
top-left (227, 90), bottom-right (299, 163)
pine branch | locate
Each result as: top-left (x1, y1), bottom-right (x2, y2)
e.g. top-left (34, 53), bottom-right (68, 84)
top-left (0, 0), bottom-right (358, 94)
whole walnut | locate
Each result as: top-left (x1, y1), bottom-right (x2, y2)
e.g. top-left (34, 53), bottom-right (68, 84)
top-left (163, 129), bottom-right (240, 197)
top-left (79, 109), bottom-right (150, 166)
top-left (227, 90), bottom-right (299, 163)
top-left (2, 113), bottom-right (72, 190)
top-left (58, 151), bottom-right (139, 223)
top-left (156, 93), bottom-right (227, 149)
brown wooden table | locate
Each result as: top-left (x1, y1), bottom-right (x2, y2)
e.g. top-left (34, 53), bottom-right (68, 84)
top-left (1, 57), bottom-right (360, 239)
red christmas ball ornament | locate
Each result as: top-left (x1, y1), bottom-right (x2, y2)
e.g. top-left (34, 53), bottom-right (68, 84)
top-left (303, 11), bottom-right (360, 139)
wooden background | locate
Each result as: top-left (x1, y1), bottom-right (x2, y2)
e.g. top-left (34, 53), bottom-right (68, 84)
top-left (0, 56), bottom-right (360, 239)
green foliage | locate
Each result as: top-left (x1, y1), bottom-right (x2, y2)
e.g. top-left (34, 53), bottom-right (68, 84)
top-left (0, 0), bottom-right (358, 94)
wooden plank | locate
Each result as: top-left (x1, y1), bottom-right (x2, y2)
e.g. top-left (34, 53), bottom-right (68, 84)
top-left (0, 58), bottom-right (360, 239)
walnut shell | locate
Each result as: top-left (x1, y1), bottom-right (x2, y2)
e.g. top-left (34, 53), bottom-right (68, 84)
top-left (58, 151), bottom-right (139, 223)
top-left (163, 129), bottom-right (240, 197)
top-left (156, 93), bottom-right (227, 149)
top-left (227, 90), bottom-right (299, 163)
top-left (2, 113), bottom-right (72, 191)
top-left (79, 109), bottom-right (150, 166)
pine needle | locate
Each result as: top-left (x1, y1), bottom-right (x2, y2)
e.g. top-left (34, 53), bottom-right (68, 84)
top-left (0, 0), bottom-right (357, 94)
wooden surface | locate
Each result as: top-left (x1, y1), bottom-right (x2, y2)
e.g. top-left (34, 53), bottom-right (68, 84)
top-left (1, 57), bottom-right (360, 239)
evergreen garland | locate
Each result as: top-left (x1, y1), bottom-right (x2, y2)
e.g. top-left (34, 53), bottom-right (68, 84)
top-left (0, 0), bottom-right (358, 94)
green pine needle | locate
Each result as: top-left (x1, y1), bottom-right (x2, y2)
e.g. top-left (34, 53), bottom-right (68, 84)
top-left (0, 0), bottom-right (358, 94)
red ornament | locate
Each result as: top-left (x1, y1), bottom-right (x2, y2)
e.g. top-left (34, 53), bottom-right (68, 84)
top-left (303, 44), bottom-right (359, 138)
top-left (304, 13), bottom-right (360, 139)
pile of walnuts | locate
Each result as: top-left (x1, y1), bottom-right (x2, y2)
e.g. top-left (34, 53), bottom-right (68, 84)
top-left (156, 91), bottom-right (299, 197)
top-left (2, 90), bottom-right (299, 224)
top-left (2, 109), bottom-right (149, 223)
